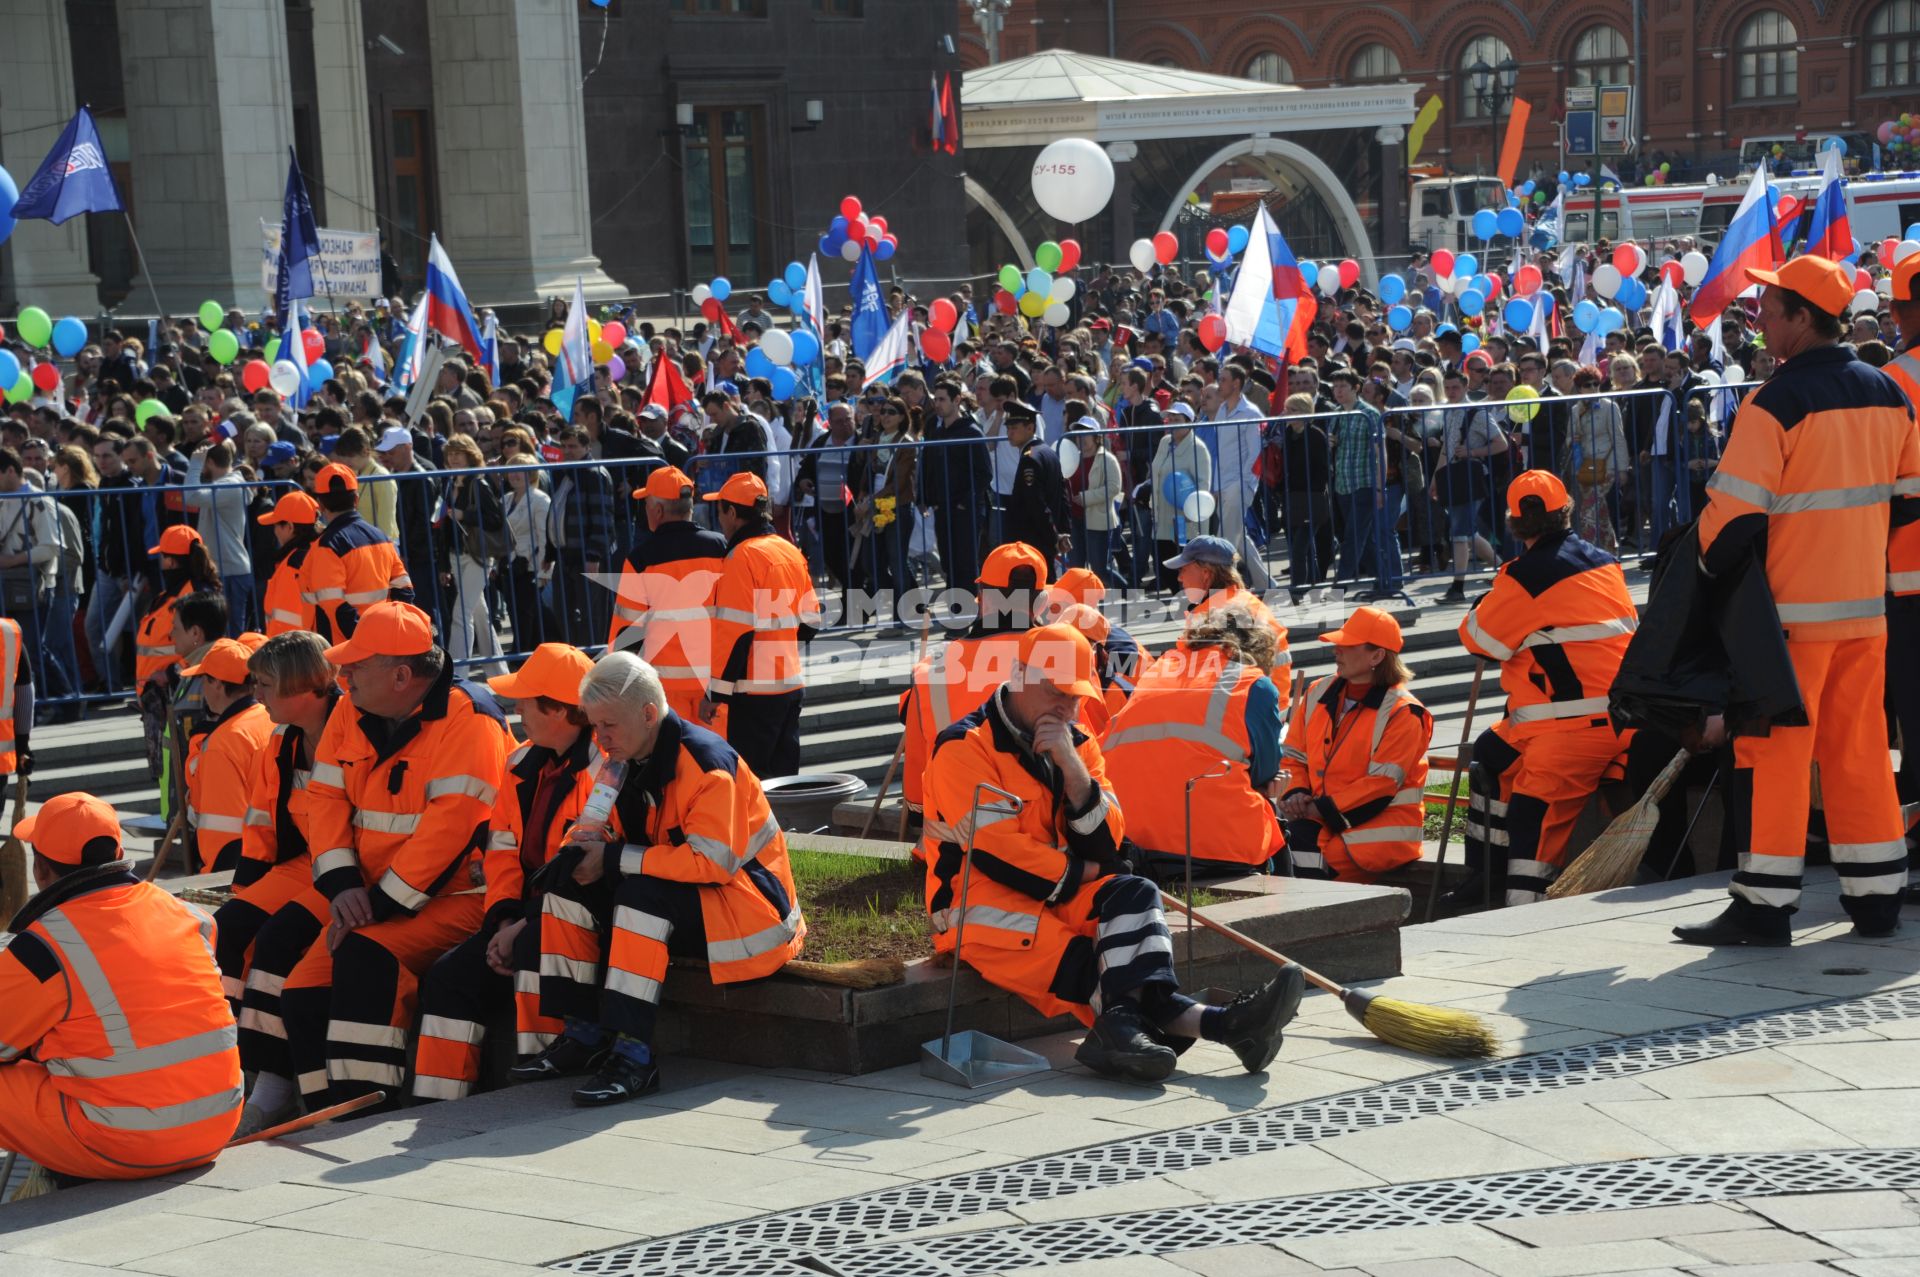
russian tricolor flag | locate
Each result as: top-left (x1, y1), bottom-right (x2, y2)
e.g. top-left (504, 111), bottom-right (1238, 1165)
top-left (1802, 145), bottom-right (1852, 262)
top-left (424, 234), bottom-right (492, 378)
top-left (1221, 204), bottom-right (1316, 363)
top-left (1689, 166), bottom-right (1781, 329)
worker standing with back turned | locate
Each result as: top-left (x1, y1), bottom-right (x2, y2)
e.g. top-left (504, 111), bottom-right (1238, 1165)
top-left (1877, 253), bottom-right (1920, 841)
top-left (1677, 255), bottom-right (1920, 946)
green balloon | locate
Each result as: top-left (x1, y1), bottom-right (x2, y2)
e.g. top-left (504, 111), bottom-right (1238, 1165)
top-left (198, 300), bottom-right (224, 332)
top-left (208, 328), bottom-right (240, 365)
top-left (136, 398), bottom-right (166, 425)
top-left (998, 264), bottom-right (1023, 293)
top-left (1035, 240), bottom-right (1062, 273)
top-left (6, 373), bottom-right (30, 405)
top-left (16, 307), bottom-right (51, 349)
top-left (265, 336), bottom-right (281, 363)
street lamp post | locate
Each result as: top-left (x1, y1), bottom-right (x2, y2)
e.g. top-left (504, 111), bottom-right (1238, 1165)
top-left (971, 0), bottom-right (1012, 65)
top-left (1469, 55), bottom-right (1520, 120)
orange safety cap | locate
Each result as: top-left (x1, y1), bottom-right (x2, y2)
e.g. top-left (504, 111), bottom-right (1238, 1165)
top-left (236, 631), bottom-right (268, 653)
top-left (700, 472), bottom-right (767, 504)
top-left (1506, 468), bottom-right (1572, 516)
top-left (321, 600), bottom-right (436, 665)
top-left (977, 542), bottom-right (1050, 591)
top-left (1319, 605), bottom-right (1404, 652)
top-left (638, 465), bottom-right (697, 502)
top-left (16, 792), bottom-right (123, 866)
top-left (1894, 253), bottom-right (1920, 304)
top-left (487, 642), bottom-right (596, 705)
top-left (1016, 622), bottom-right (1101, 699)
top-left (1049, 566), bottom-right (1106, 606)
top-left (258, 490), bottom-right (320, 526)
top-left (1746, 254), bottom-right (1855, 317)
top-left (315, 461), bottom-right (360, 495)
top-left (148, 524), bottom-right (203, 558)
top-left (179, 637), bottom-right (255, 683)
top-left (1054, 600), bottom-right (1112, 643)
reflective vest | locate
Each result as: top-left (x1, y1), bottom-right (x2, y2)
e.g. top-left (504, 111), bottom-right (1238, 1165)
top-left (708, 526), bottom-right (821, 699)
top-left (308, 665), bottom-right (510, 918)
top-left (262, 539), bottom-right (318, 635)
top-left (1182, 585), bottom-right (1291, 677)
top-left (0, 871), bottom-right (241, 1170)
top-left (1460, 531), bottom-right (1638, 740)
top-left (236, 697), bottom-right (338, 891)
top-left (1102, 643), bottom-right (1280, 865)
top-left (483, 735), bottom-right (598, 921)
top-left (1881, 349), bottom-right (1920, 597)
top-left (1700, 343), bottom-right (1920, 638)
top-left (607, 520), bottom-right (727, 714)
top-left (900, 631), bottom-right (1026, 812)
top-left (135, 583), bottom-right (190, 689)
top-left (1280, 675), bottom-right (1434, 880)
top-left (186, 699), bottom-right (273, 874)
top-left (922, 688), bottom-right (1127, 953)
top-left (301, 510), bottom-right (414, 641)
top-left (590, 713), bottom-right (805, 983)
top-left (0, 615), bottom-right (19, 774)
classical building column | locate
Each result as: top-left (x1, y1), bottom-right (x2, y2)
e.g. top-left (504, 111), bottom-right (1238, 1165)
top-left (310, 0), bottom-right (377, 234)
top-left (1106, 141), bottom-right (1137, 266)
top-left (1376, 125), bottom-right (1408, 265)
top-left (0, 0), bottom-right (102, 314)
top-left (118, 0), bottom-right (296, 313)
top-left (424, 0), bottom-right (623, 303)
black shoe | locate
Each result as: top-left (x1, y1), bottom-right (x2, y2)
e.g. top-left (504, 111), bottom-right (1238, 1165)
top-left (572, 1054), bottom-right (660, 1106)
top-left (1075, 1005), bottom-right (1178, 1082)
top-left (1211, 964), bottom-right (1307, 1074)
top-left (1440, 870), bottom-right (1493, 910)
top-left (1442, 580), bottom-right (1466, 602)
top-left (1854, 920), bottom-right (1901, 939)
top-left (1672, 902), bottom-right (1791, 948)
top-left (507, 1035), bottom-right (608, 1083)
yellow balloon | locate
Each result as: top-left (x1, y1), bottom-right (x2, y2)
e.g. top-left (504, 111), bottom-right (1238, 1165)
top-left (588, 320), bottom-right (603, 343)
top-left (592, 340), bottom-right (614, 364)
top-left (1018, 290), bottom-right (1048, 317)
top-left (543, 329), bottom-right (563, 356)
top-left (1505, 384), bottom-right (1541, 423)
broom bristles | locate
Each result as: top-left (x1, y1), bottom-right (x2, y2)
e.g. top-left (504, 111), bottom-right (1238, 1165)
top-left (781, 957), bottom-right (905, 989)
top-left (1355, 994), bottom-right (1501, 1058)
top-left (1547, 748), bottom-right (1694, 899)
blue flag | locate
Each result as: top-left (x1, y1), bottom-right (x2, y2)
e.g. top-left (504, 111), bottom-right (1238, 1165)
top-left (274, 149), bottom-right (320, 330)
top-left (12, 106), bottom-right (122, 225)
top-left (849, 246), bottom-right (888, 364)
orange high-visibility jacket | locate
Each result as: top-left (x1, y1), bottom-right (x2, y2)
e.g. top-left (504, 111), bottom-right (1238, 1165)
top-left (1459, 531), bottom-right (1638, 740)
top-left (1280, 674), bottom-right (1434, 880)
top-left (236, 696), bottom-right (339, 891)
top-left (135, 584), bottom-right (190, 689)
top-left (1102, 642), bottom-right (1283, 865)
top-left (0, 615), bottom-right (20, 775)
top-left (1182, 585), bottom-right (1291, 677)
top-left (0, 870), bottom-right (241, 1173)
top-left (900, 630), bottom-right (1027, 812)
top-left (923, 687), bottom-right (1128, 953)
top-left (708, 526), bottom-right (821, 702)
top-left (1700, 344), bottom-right (1920, 637)
top-left (301, 509), bottom-right (415, 642)
top-left (308, 665), bottom-right (510, 919)
top-left (588, 714), bottom-right (806, 983)
top-left (482, 735), bottom-right (598, 926)
top-left (1878, 345), bottom-right (1920, 597)
top-left (186, 699), bottom-right (273, 873)
top-left (607, 520), bottom-right (727, 715)
top-left (262, 540), bottom-right (318, 635)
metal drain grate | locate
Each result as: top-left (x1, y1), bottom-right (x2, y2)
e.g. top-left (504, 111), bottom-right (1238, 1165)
top-left (555, 985), bottom-right (1920, 1274)
top-left (806, 1148), bottom-right (1920, 1277)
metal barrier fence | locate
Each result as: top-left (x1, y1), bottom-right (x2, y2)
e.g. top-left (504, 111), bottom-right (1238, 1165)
top-left (0, 380), bottom-right (1749, 712)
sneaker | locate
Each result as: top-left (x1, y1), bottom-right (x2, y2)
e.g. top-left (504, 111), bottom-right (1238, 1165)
top-left (232, 1097), bottom-right (299, 1139)
top-left (1442, 580), bottom-right (1466, 602)
top-left (508, 1035), bottom-right (608, 1083)
top-left (1074, 1005), bottom-right (1178, 1082)
top-left (1212, 964), bottom-right (1307, 1074)
top-left (572, 1054), bottom-right (660, 1106)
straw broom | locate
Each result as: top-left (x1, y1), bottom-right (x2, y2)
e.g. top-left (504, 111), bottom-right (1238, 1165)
top-left (1159, 890), bottom-right (1499, 1058)
top-left (0, 775), bottom-right (29, 922)
top-left (1547, 747), bottom-right (1692, 898)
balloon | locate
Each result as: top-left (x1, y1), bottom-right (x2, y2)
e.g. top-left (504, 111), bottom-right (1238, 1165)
top-left (0, 351), bottom-right (16, 391)
top-left (1379, 274), bottom-right (1406, 304)
top-left (307, 359), bottom-right (334, 391)
top-left (1615, 276), bottom-right (1647, 311)
top-left (301, 328), bottom-right (324, 362)
top-left (758, 327), bottom-right (794, 365)
top-left (1473, 209), bottom-right (1498, 241)
top-left (994, 289), bottom-right (1017, 315)
top-left (841, 240), bottom-right (863, 263)
top-left (1455, 253), bottom-right (1478, 279)
top-left (31, 362), bottom-right (59, 394)
top-left (847, 215), bottom-right (868, 244)
top-left (51, 316), bottom-right (86, 358)
top-left (998, 264), bottom-right (1024, 294)
top-left (1573, 300), bottom-right (1601, 332)
top-left (1856, 268), bottom-right (1873, 293)
top-left (1496, 207), bottom-right (1524, 238)
top-left (1387, 305), bottom-right (1413, 331)
top-left (1503, 298), bottom-right (1535, 329)
top-left (1317, 264), bottom-right (1341, 295)
top-left (817, 235), bottom-right (836, 259)
top-left (1597, 307), bottom-right (1625, 334)
top-left (1458, 289), bottom-right (1485, 315)
top-left (1049, 276), bottom-right (1077, 304)
top-left (541, 329), bottom-right (563, 357)
top-left (1030, 138), bottom-right (1115, 223)
top-left (607, 354), bottom-right (626, 383)
top-left (744, 348), bottom-right (776, 379)
top-left (709, 277), bottom-right (732, 303)
top-left (1882, 121), bottom-right (1898, 144)
top-left (1338, 259), bottom-right (1361, 289)
top-left (591, 340), bottom-right (614, 364)
top-left (768, 280), bottom-right (792, 307)
top-left (1058, 443), bottom-right (1079, 480)
top-left (602, 321), bottom-right (628, 348)
top-left (0, 165), bottom-right (16, 247)
top-left (16, 307), bottom-right (50, 348)
top-left (1573, 172), bottom-right (1591, 187)
top-left (788, 331), bottom-right (820, 368)
top-left (930, 298), bottom-right (958, 332)
top-left (197, 300), bottom-right (224, 332)
top-left (921, 330), bottom-right (952, 362)
top-left (1681, 250), bottom-right (1710, 286)
top-left (1461, 333), bottom-right (1481, 354)
top-left (840, 195), bottom-right (862, 221)
top-left (134, 398), bottom-right (165, 426)
top-left (1425, 286), bottom-right (1444, 311)
top-left (700, 297), bottom-right (724, 322)
top-left (1026, 267), bottom-right (1052, 296)
top-left (1152, 231), bottom-right (1178, 264)
top-left (1035, 240), bottom-right (1063, 272)
top-left (1484, 272), bottom-right (1503, 299)
top-left (1505, 384), bottom-right (1541, 423)
top-left (1592, 263), bottom-right (1623, 298)
top-left (1197, 314), bottom-right (1226, 351)
top-left (1612, 243), bottom-right (1644, 277)
top-left (1908, 222), bottom-right (1920, 241)
top-left (691, 284), bottom-right (712, 307)
top-left (1226, 224), bottom-right (1249, 255)
top-left (784, 262), bottom-right (808, 291)
top-left (770, 367), bottom-right (798, 399)
top-left (265, 336), bottom-right (282, 363)
top-left (1514, 264), bottom-right (1543, 295)
top-left (1058, 239), bottom-right (1082, 272)
top-left (1019, 291), bottom-right (1047, 317)
top-left (1898, 240), bottom-right (1920, 264)
top-left (1129, 239), bottom-right (1157, 273)
top-left (1205, 228), bottom-right (1230, 258)
top-left (1042, 302), bottom-right (1070, 326)
top-left (1660, 261), bottom-right (1684, 288)
top-left (1852, 289), bottom-right (1880, 314)
top-left (1431, 249), bottom-right (1455, 276)
top-left (1299, 261), bottom-right (1318, 289)
top-left (242, 359), bottom-right (270, 393)
top-left (875, 236), bottom-right (897, 262)
top-left (1182, 490), bottom-right (1217, 524)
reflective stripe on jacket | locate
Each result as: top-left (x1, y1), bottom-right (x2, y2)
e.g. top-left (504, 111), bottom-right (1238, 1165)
top-left (901, 631), bottom-right (1026, 812)
top-left (262, 541), bottom-right (317, 635)
top-left (707, 527), bottom-right (821, 699)
top-left (186, 699), bottom-right (273, 874)
top-left (300, 510), bottom-right (415, 642)
top-left (135, 584), bottom-right (189, 689)
top-left (607, 520), bottom-right (727, 708)
top-left (483, 735), bottom-right (598, 922)
top-left (1879, 349), bottom-right (1920, 598)
top-left (1280, 674), bottom-right (1434, 880)
top-left (1181, 586), bottom-right (1291, 677)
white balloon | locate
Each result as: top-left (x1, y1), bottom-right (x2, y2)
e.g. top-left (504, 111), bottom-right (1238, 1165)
top-left (1030, 137), bottom-right (1115, 224)
top-left (1049, 275), bottom-right (1077, 304)
top-left (1879, 277), bottom-right (1895, 298)
top-left (691, 284), bottom-right (712, 306)
top-left (1852, 288), bottom-right (1881, 314)
top-left (1182, 491), bottom-right (1217, 524)
top-left (1042, 301), bottom-right (1070, 326)
top-left (1896, 239), bottom-right (1920, 264)
top-left (1058, 441), bottom-right (1080, 479)
top-left (1129, 238), bottom-right (1157, 273)
top-left (1592, 263), bottom-right (1623, 298)
top-left (269, 359), bottom-right (301, 399)
top-left (1436, 272), bottom-right (1457, 295)
top-left (841, 240), bottom-right (863, 263)
top-left (758, 328), bottom-right (793, 364)
top-left (1680, 250), bottom-right (1710, 287)
top-left (1317, 264), bottom-right (1341, 295)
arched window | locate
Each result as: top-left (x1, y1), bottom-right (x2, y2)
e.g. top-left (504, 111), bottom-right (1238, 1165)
top-left (1868, 0), bottom-right (1920, 90)
top-left (1349, 43), bottom-right (1402, 82)
top-left (1734, 10), bottom-right (1798, 101)
top-left (1458, 34), bottom-right (1515, 120)
top-left (1570, 24), bottom-right (1630, 87)
top-left (1244, 51), bottom-right (1293, 84)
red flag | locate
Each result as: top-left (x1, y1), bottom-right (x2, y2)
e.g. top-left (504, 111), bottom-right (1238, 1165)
top-left (939, 73), bottom-right (959, 155)
top-left (642, 352), bottom-right (694, 413)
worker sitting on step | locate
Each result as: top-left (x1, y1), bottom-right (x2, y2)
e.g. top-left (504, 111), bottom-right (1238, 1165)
top-left (1280, 606), bottom-right (1434, 883)
top-left (0, 793), bottom-right (242, 1181)
top-left (180, 638), bottom-right (274, 874)
top-left (923, 622), bottom-right (1305, 1083)
top-left (1166, 536), bottom-right (1290, 680)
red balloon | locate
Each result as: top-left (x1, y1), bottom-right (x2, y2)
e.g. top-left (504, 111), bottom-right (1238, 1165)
top-left (870, 216), bottom-right (887, 234)
top-left (930, 298), bottom-right (958, 332)
top-left (840, 195), bottom-right (862, 221)
top-left (1205, 228), bottom-right (1230, 258)
top-left (883, 233), bottom-right (899, 251)
top-left (1058, 238), bottom-right (1082, 273)
top-left (1883, 237), bottom-right (1901, 262)
top-left (1660, 261), bottom-right (1684, 287)
top-left (1152, 231), bottom-right (1178, 264)
top-left (1484, 272), bottom-right (1503, 299)
top-left (1431, 249), bottom-right (1456, 277)
top-left (1612, 243), bottom-right (1642, 276)
top-left (700, 297), bottom-right (723, 322)
top-left (920, 330), bottom-right (952, 362)
top-left (848, 215), bottom-right (868, 243)
top-left (301, 328), bottom-right (324, 362)
top-left (31, 362), bottom-right (60, 393)
top-left (1775, 195), bottom-right (1802, 225)
top-left (242, 359), bottom-right (270, 393)
top-left (1197, 314), bottom-right (1227, 352)
top-left (1515, 264), bottom-right (1544, 295)
top-left (1338, 258), bottom-right (1361, 289)
top-left (1856, 268), bottom-right (1873, 293)
top-left (994, 289), bottom-right (1018, 315)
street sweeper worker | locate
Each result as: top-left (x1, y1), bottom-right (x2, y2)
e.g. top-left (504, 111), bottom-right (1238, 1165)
top-left (1677, 255), bottom-right (1920, 946)
top-left (921, 621), bottom-right (1306, 1083)
top-left (1879, 252), bottom-right (1920, 821)
top-left (0, 793), bottom-right (242, 1180)
top-left (180, 638), bottom-right (274, 874)
top-left (411, 643), bottom-right (599, 1102)
top-left (608, 466), bottom-right (728, 726)
top-left (1167, 536), bottom-right (1290, 679)
top-left (1035, 566), bottom-right (1144, 713)
top-left (258, 490), bottom-right (321, 635)
top-left (1280, 606), bottom-right (1434, 883)
top-left (1101, 602), bottom-right (1289, 874)
top-left (515, 651), bottom-right (805, 1106)
top-left (300, 463), bottom-right (414, 642)
top-left (1455, 470), bottom-right (1638, 907)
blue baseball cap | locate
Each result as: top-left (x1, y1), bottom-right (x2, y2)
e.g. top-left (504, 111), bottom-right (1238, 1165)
top-left (264, 441), bottom-right (297, 467)
top-left (1162, 535), bottom-right (1236, 569)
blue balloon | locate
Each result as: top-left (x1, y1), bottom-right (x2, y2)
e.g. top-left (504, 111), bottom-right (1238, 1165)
top-left (830, 216), bottom-right (848, 236)
top-left (1458, 289), bottom-right (1486, 315)
top-left (1461, 333), bottom-right (1481, 354)
top-left (0, 350), bottom-right (17, 390)
top-left (789, 292), bottom-right (808, 315)
top-left (1469, 274), bottom-right (1492, 296)
top-left (1379, 274), bottom-right (1406, 304)
top-left (1497, 207), bottom-right (1524, 238)
top-left (1026, 267), bottom-right (1051, 296)
top-left (51, 316), bottom-right (87, 358)
top-left (1573, 300), bottom-right (1601, 332)
top-left (1616, 277), bottom-right (1647, 311)
top-left (1558, 170), bottom-right (1571, 184)
top-left (770, 367), bottom-right (798, 399)
top-left (1907, 222), bottom-right (1920, 241)
top-left (0, 164), bottom-right (17, 247)
top-left (1504, 298), bottom-right (1535, 329)
top-left (1227, 224), bottom-right (1250, 254)
top-left (1822, 136), bottom-right (1847, 155)
top-left (874, 237), bottom-right (896, 262)
top-left (1455, 253), bottom-right (1478, 279)
top-left (1161, 471), bottom-right (1198, 507)
top-left (818, 234), bottom-right (836, 258)
top-left (1299, 261), bottom-right (1318, 287)
top-left (1519, 180), bottom-right (1535, 196)
top-left (1472, 209), bottom-right (1499, 241)
top-left (1436, 323), bottom-right (1457, 337)
top-left (1387, 305), bottom-right (1413, 331)
top-left (1572, 172), bottom-right (1591, 187)
top-left (744, 348), bottom-right (776, 378)
top-left (711, 277), bottom-right (732, 302)
top-left (307, 360), bottom-right (334, 391)
top-left (784, 261), bottom-right (808, 291)
top-left (768, 280), bottom-right (792, 307)
top-left (789, 330), bottom-right (820, 367)
top-left (1424, 286), bottom-right (1444, 311)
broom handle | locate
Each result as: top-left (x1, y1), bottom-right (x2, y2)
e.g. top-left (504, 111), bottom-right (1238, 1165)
top-left (864, 611), bottom-right (936, 841)
top-left (1158, 889), bottom-right (1344, 1000)
top-left (1643, 747), bottom-right (1693, 808)
top-left (1424, 658), bottom-right (1485, 922)
top-left (144, 812), bottom-right (186, 883)
top-left (9, 773), bottom-right (25, 826)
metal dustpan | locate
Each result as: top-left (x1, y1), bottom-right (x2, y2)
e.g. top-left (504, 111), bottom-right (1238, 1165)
top-left (920, 783), bottom-right (1052, 1089)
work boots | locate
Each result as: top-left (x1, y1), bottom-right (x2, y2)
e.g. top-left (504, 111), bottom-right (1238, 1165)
top-left (1211, 963), bottom-right (1307, 1074)
top-left (507, 1034), bottom-right (608, 1083)
top-left (1671, 899), bottom-right (1792, 947)
top-left (1075, 1004), bottom-right (1177, 1082)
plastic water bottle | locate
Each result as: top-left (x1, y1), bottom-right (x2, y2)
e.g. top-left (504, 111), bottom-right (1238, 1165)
top-left (569, 758), bottom-right (627, 845)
